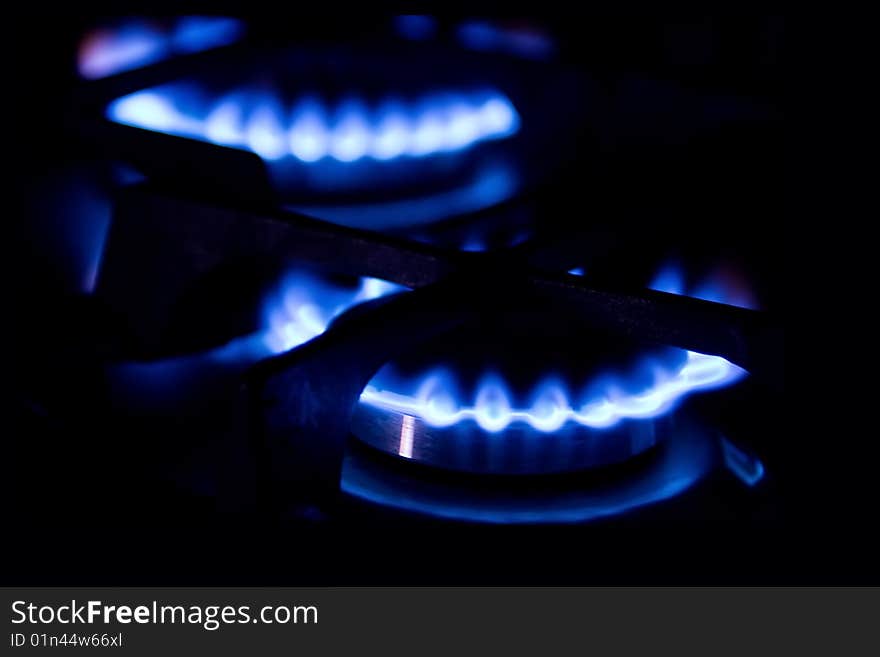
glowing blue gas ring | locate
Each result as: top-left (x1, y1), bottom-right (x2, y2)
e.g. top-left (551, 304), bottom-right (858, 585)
top-left (360, 350), bottom-right (747, 433)
top-left (107, 87), bottom-right (520, 164)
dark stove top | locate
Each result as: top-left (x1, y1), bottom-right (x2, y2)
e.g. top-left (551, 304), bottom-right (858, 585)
top-left (8, 10), bottom-right (805, 585)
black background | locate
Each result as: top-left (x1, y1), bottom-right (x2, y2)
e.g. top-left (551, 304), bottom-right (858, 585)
top-left (4, 8), bottom-right (837, 585)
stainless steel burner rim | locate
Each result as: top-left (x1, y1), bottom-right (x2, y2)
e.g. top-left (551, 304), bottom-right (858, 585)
top-left (351, 400), bottom-right (669, 476)
top-left (341, 414), bottom-right (716, 524)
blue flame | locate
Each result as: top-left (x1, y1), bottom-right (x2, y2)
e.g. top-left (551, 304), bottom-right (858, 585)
top-left (261, 271), bottom-right (407, 355)
top-left (107, 85), bottom-right (520, 164)
top-left (360, 350), bottom-right (745, 433)
top-left (650, 261), bottom-right (757, 310)
top-left (115, 271), bottom-right (409, 373)
top-left (649, 262), bottom-right (686, 296)
top-left (359, 264), bottom-right (753, 432)
top-left (721, 438), bottom-right (765, 487)
top-left (78, 17), bottom-right (244, 79)
top-left (456, 19), bottom-right (555, 59)
top-left (106, 272), bottom-right (407, 411)
top-left (171, 16), bottom-right (244, 53)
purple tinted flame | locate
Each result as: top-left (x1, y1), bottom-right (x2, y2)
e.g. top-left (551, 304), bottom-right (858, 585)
top-left (78, 17), bottom-right (244, 79)
top-left (650, 261), bottom-right (757, 310)
top-left (107, 86), bottom-right (520, 163)
top-left (359, 263), bottom-right (754, 432)
top-left (456, 19), bottom-right (555, 60)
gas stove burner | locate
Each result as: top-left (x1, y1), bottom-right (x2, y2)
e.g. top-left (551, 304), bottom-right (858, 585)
top-left (80, 34), bottom-right (588, 226)
top-left (347, 265), bottom-right (752, 477)
top-left (341, 413), bottom-right (718, 524)
top-left (105, 81), bottom-right (523, 211)
top-left (352, 350), bottom-right (744, 475)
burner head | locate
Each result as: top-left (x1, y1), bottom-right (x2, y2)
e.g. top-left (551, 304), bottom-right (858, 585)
top-left (348, 310), bottom-right (745, 476)
top-left (87, 37), bottom-right (590, 221)
top-left (352, 401), bottom-right (666, 475)
top-left (341, 413), bottom-right (719, 524)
